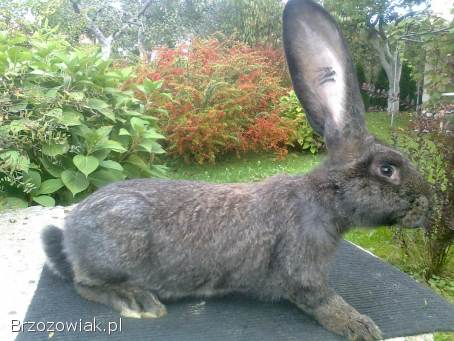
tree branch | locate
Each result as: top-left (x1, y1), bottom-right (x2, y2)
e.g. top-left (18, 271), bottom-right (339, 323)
top-left (401, 28), bottom-right (449, 38)
top-left (112, 0), bottom-right (154, 39)
top-left (370, 30), bottom-right (392, 78)
top-left (69, 0), bottom-right (154, 58)
top-left (70, 0), bottom-right (108, 45)
top-left (138, 0), bottom-right (154, 17)
top-left (394, 9), bottom-right (425, 25)
top-left (377, 16), bottom-right (387, 41)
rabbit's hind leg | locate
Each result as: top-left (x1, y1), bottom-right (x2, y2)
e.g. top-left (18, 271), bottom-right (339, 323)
top-left (75, 282), bottom-right (167, 319)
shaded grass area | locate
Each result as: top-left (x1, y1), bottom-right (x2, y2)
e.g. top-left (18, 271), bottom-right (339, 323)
top-left (168, 111), bottom-right (453, 340)
top-left (364, 111), bottom-right (410, 142)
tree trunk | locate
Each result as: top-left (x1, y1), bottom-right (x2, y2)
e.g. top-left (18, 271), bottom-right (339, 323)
top-left (138, 24), bottom-right (148, 62)
top-left (385, 50), bottom-right (402, 115)
top-left (100, 36), bottom-right (113, 60)
top-left (370, 29), bottom-right (402, 115)
top-left (70, 0), bottom-right (153, 61)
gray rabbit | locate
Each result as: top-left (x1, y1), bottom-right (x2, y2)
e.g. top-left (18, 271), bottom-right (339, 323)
top-left (42, 0), bottom-right (431, 340)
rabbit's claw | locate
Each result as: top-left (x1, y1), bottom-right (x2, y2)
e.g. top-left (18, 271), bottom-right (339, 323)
top-left (75, 283), bottom-right (167, 319)
top-left (118, 288), bottom-right (167, 319)
top-left (342, 314), bottom-right (383, 341)
top-left (307, 294), bottom-right (382, 341)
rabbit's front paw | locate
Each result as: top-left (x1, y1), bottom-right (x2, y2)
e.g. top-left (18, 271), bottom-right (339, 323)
top-left (339, 314), bottom-right (382, 341)
top-left (310, 294), bottom-right (382, 341)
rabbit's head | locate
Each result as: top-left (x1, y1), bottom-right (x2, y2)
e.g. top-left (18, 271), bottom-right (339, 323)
top-left (283, 0), bottom-right (431, 229)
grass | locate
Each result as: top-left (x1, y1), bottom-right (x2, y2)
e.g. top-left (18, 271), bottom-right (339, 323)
top-left (169, 152), bottom-right (322, 183)
top-left (364, 111), bottom-right (410, 141)
top-left (168, 111), bottom-right (454, 341)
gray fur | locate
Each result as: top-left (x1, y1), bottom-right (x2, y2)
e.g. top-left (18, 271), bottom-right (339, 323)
top-left (41, 0), bottom-right (431, 340)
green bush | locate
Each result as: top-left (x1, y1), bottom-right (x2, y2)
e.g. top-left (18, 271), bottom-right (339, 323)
top-left (0, 28), bottom-right (169, 209)
top-left (395, 121), bottom-right (454, 280)
top-left (278, 91), bottom-right (324, 154)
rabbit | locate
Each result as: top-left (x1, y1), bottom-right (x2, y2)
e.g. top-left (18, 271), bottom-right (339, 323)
top-left (41, 0), bottom-right (431, 340)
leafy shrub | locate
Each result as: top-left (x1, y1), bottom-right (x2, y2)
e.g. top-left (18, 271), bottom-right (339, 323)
top-left (278, 91), bottom-right (324, 154)
top-left (394, 114), bottom-right (454, 280)
top-left (132, 37), bottom-right (293, 164)
top-left (0, 28), bottom-right (169, 209)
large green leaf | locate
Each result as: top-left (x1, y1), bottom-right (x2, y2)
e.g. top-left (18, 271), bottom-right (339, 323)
top-left (86, 98), bottom-right (115, 121)
top-left (139, 139), bottom-right (165, 154)
top-left (73, 155), bottom-right (99, 176)
top-left (150, 164), bottom-right (169, 178)
top-left (38, 179), bottom-right (64, 194)
top-left (98, 108), bottom-right (116, 121)
top-left (91, 149), bottom-right (111, 161)
top-left (94, 140), bottom-right (127, 153)
top-left (123, 164), bottom-right (146, 179)
top-left (42, 141), bottom-right (69, 157)
top-left (96, 126), bottom-right (113, 138)
top-left (44, 108), bottom-right (63, 119)
top-left (130, 117), bottom-right (148, 132)
top-left (87, 98), bottom-right (109, 110)
top-left (143, 129), bottom-right (165, 139)
top-left (88, 169), bottom-right (125, 188)
top-left (124, 155), bottom-right (152, 177)
top-left (100, 160), bottom-right (123, 171)
top-left (119, 128), bottom-right (131, 136)
top-left (60, 110), bottom-right (83, 126)
top-left (23, 170), bottom-right (41, 192)
top-left (40, 158), bottom-right (64, 177)
top-left (61, 170), bottom-right (89, 196)
top-left (32, 195), bottom-right (55, 207)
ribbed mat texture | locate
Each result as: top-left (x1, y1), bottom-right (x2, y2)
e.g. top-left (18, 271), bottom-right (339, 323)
top-left (16, 241), bottom-right (454, 341)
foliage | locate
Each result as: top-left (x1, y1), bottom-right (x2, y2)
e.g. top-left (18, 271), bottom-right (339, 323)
top-left (324, 0), bottom-right (430, 114)
top-left (0, 28), bottom-right (168, 209)
top-left (1, 0), bottom-right (212, 58)
top-left (131, 37), bottom-right (294, 164)
top-left (5, 0), bottom-right (285, 59)
top-left (278, 91), bottom-right (324, 154)
top-left (421, 18), bottom-right (454, 104)
top-left (210, 0), bottom-right (283, 47)
top-left (394, 115), bottom-right (454, 279)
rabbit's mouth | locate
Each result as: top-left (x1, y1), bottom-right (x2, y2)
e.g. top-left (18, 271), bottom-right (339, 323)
top-left (399, 196), bottom-right (431, 229)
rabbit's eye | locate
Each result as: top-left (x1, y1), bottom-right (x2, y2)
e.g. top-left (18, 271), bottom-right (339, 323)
top-left (380, 164), bottom-right (395, 177)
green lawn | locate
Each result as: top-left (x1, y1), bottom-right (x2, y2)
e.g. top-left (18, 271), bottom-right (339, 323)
top-left (170, 152), bottom-right (323, 183)
top-left (168, 111), bottom-right (454, 341)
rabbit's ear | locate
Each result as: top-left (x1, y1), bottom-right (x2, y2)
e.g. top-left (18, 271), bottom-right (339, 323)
top-left (283, 0), bottom-right (367, 155)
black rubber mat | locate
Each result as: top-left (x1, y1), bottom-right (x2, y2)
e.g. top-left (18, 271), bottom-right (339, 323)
top-left (15, 241), bottom-right (454, 341)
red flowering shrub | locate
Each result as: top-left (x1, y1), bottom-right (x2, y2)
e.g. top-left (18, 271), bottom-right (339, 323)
top-left (132, 37), bottom-right (293, 163)
top-left (242, 113), bottom-right (296, 159)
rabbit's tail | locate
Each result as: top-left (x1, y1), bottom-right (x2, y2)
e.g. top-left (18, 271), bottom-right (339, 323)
top-left (41, 225), bottom-right (73, 281)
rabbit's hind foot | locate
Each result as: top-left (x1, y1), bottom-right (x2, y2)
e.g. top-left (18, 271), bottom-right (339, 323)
top-left (75, 282), bottom-right (167, 319)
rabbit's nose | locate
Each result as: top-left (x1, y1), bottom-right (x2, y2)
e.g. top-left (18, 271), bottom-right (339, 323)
top-left (417, 195), bottom-right (429, 212)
